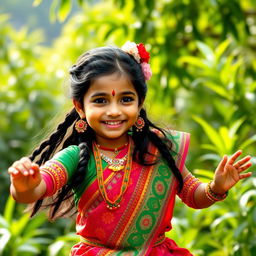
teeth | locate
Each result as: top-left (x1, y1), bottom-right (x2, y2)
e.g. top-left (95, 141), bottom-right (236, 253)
top-left (105, 121), bottom-right (122, 125)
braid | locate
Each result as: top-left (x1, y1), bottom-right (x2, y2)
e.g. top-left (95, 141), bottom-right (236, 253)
top-left (30, 108), bottom-right (81, 218)
top-left (29, 108), bottom-right (79, 165)
top-left (48, 132), bottom-right (93, 219)
top-left (132, 109), bottom-right (183, 192)
top-left (31, 131), bottom-right (94, 219)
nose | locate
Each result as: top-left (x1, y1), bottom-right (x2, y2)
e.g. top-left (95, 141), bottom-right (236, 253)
top-left (106, 102), bottom-right (121, 117)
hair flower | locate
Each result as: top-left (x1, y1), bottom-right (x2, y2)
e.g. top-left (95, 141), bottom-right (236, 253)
top-left (121, 41), bottom-right (152, 81)
top-left (140, 62), bottom-right (152, 81)
top-left (137, 43), bottom-right (150, 63)
top-left (121, 41), bottom-right (140, 63)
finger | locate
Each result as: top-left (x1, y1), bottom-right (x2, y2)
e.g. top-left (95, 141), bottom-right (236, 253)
top-left (216, 155), bottom-right (228, 171)
top-left (233, 156), bottom-right (251, 168)
top-left (8, 167), bottom-right (20, 176)
top-left (13, 163), bottom-right (30, 176)
top-left (19, 157), bottom-right (32, 169)
top-left (239, 172), bottom-right (252, 180)
top-left (31, 163), bottom-right (40, 171)
top-left (30, 163), bottom-right (40, 176)
top-left (238, 162), bottom-right (252, 173)
top-left (19, 157), bottom-right (35, 175)
top-left (227, 150), bottom-right (242, 165)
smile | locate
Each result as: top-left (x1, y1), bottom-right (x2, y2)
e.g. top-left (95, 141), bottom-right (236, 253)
top-left (104, 121), bottom-right (123, 125)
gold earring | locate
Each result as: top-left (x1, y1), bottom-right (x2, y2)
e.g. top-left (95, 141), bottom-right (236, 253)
top-left (134, 117), bottom-right (145, 132)
top-left (75, 119), bottom-right (88, 133)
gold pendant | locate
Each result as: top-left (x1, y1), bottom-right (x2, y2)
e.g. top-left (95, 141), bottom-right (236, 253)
top-left (109, 165), bottom-right (124, 172)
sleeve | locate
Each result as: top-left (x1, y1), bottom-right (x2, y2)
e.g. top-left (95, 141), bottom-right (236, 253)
top-left (166, 130), bottom-right (190, 172)
top-left (40, 145), bottom-right (80, 197)
top-left (177, 172), bottom-right (202, 209)
top-left (168, 132), bottom-right (204, 209)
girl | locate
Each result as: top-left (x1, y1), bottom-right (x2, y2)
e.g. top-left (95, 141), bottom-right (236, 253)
top-left (8, 41), bottom-right (252, 256)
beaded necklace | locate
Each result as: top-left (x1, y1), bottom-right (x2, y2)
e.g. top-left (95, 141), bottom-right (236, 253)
top-left (96, 142), bottom-right (128, 154)
top-left (92, 138), bottom-right (133, 210)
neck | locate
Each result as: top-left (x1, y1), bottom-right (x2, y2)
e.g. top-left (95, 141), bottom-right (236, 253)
top-left (95, 134), bottom-right (130, 150)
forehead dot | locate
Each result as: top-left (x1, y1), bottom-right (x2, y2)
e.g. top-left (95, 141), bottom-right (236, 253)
top-left (112, 90), bottom-right (115, 96)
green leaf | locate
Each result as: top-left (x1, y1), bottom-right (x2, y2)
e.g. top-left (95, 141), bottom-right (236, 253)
top-left (58, 0), bottom-right (72, 22)
top-left (219, 126), bottom-right (233, 153)
top-left (194, 169), bottom-right (214, 179)
top-left (193, 115), bottom-right (225, 153)
top-left (239, 190), bottom-right (256, 209)
top-left (239, 134), bottom-right (256, 150)
top-left (0, 228), bottom-right (11, 253)
top-left (32, 0), bottom-right (42, 7)
top-left (199, 153), bottom-right (221, 162)
top-left (203, 81), bottom-right (231, 99)
top-left (3, 196), bottom-right (15, 224)
top-left (215, 38), bottom-right (231, 61)
top-left (196, 41), bottom-right (214, 62)
top-left (49, 0), bottom-right (59, 23)
top-left (11, 213), bottom-right (30, 236)
top-left (234, 221), bottom-right (248, 238)
top-left (77, 0), bottom-right (84, 6)
top-left (201, 144), bottom-right (220, 153)
top-left (211, 212), bottom-right (237, 229)
top-left (48, 240), bottom-right (65, 256)
top-left (17, 244), bottom-right (40, 253)
top-left (229, 118), bottom-right (245, 137)
top-left (178, 56), bottom-right (209, 69)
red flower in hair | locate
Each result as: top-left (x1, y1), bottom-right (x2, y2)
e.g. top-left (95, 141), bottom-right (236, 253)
top-left (137, 43), bottom-right (150, 63)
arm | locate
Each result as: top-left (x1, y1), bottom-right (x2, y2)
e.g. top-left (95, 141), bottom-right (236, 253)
top-left (181, 150), bottom-right (252, 209)
top-left (9, 157), bottom-right (46, 204)
top-left (9, 146), bottom-right (80, 204)
top-left (181, 167), bottom-right (214, 208)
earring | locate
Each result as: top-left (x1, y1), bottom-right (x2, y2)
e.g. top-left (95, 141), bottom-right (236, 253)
top-left (134, 117), bottom-right (145, 132)
top-left (75, 119), bottom-right (88, 133)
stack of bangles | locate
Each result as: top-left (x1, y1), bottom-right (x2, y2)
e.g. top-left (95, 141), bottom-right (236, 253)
top-left (205, 181), bottom-right (228, 202)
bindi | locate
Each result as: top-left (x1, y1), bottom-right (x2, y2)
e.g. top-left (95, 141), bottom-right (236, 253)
top-left (112, 90), bottom-right (116, 96)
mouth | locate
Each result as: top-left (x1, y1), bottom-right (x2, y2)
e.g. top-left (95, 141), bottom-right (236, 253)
top-left (103, 120), bottom-right (123, 125)
top-left (102, 120), bottom-right (124, 128)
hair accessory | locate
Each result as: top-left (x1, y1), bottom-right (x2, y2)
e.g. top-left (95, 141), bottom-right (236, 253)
top-left (75, 119), bottom-right (88, 133)
top-left (205, 181), bottom-right (228, 202)
top-left (134, 116), bottom-right (145, 132)
top-left (121, 41), bottom-right (152, 81)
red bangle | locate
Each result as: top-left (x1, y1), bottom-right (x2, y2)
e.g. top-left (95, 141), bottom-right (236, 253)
top-left (205, 182), bottom-right (228, 202)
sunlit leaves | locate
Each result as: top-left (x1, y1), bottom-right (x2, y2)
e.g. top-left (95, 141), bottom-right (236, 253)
top-left (1, 0), bottom-right (256, 255)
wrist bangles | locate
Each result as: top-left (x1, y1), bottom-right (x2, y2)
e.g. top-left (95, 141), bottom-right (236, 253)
top-left (205, 182), bottom-right (228, 202)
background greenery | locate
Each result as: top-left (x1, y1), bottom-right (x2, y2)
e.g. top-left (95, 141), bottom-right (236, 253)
top-left (1, 0), bottom-right (256, 255)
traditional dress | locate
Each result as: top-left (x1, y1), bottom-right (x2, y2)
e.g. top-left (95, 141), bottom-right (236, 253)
top-left (41, 131), bottom-right (192, 256)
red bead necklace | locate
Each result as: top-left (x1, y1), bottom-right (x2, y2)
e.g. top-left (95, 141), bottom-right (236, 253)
top-left (96, 142), bottom-right (128, 154)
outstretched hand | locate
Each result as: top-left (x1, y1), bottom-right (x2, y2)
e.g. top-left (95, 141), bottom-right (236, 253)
top-left (211, 150), bottom-right (252, 195)
top-left (8, 157), bottom-right (42, 193)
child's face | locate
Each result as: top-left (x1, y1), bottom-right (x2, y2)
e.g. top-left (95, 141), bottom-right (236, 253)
top-left (74, 73), bottom-right (142, 147)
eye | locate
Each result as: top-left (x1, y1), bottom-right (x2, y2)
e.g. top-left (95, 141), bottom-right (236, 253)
top-left (93, 98), bottom-right (107, 104)
top-left (121, 96), bottom-right (134, 103)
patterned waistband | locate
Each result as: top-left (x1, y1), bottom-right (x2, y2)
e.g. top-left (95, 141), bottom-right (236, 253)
top-left (80, 234), bottom-right (166, 248)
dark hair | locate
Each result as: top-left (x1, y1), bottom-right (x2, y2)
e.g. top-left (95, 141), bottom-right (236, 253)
top-left (29, 46), bottom-right (183, 219)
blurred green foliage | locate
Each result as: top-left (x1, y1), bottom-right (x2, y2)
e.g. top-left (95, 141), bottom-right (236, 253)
top-left (1, 0), bottom-right (256, 255)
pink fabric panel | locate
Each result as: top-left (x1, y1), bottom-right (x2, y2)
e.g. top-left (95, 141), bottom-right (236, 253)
top-left (41, 172), bottom-right (54, 197)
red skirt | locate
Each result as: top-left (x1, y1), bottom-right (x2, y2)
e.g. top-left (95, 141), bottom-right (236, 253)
top-left (70, 238), bottom-right (193, 255)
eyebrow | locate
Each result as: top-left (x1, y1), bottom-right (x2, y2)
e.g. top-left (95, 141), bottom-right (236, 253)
top-left (91, 91), bottom-right (136, 97)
